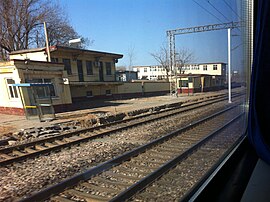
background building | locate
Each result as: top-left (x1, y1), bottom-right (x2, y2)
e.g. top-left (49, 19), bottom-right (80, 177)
top-left (133, 62), bottom-right (226, 81)
top-left (116, 70), bottom-right (138, 81)
top-left (133, 65), bottom-right (167, 80)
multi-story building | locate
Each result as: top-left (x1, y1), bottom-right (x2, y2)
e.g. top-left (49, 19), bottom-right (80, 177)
top-left (133, 65), bottom-right (167, 80)
top-left (134, 62), bottom-right (227, 94)
top-left (0, 45), bottom-right (123, 117)
top-left (133, 62), bottom-right (226, 80)
top-left (116, 70), bottom-right (138, 82)
top-left (10, 45), bottom-right (123, 101)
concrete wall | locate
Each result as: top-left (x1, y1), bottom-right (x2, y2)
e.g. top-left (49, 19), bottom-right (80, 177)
top-left (70, 81), bottom-right (170, 101)
top-left (70, 84), bottom-right (117, 100)
top-left (116, 82), bottom-right (169, 96)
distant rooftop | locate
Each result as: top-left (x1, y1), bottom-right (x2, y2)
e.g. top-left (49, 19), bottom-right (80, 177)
top-left (10, 45), bottom-right (123, 59)
top-left (133, 62), bottom-right (226, 68)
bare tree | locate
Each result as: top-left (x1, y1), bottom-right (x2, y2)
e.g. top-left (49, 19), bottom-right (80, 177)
top-left (150, 45), bottom-right (195, 80)
top-left (127, 45), bottom-right (136, 71)
top-left (150, 44), bottom-right (169, 81)
top-left (126, 45), bottom-right (136, 80)
top-left (0, 0), bottom-right (91, 60)
top-left (175, 48), bottom-right (195, 74)
top-left (116, 66), bottom-right (127, 71)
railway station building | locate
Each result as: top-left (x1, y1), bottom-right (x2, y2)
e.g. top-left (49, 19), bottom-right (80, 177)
top-left (0, 46), bottom-right (170, 117)
top-left (0, 59), bottom-right (72, 116)
top-left (9, 46), bottom-right (124, 102)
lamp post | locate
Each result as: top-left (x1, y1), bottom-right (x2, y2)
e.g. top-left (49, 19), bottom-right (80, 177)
top-left (43, 22), bottom-right (51, 62)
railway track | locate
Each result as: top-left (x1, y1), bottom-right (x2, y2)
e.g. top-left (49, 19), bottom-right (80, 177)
top-left (19, 104), bottom-right (244, 202)
top-left (0, 92), bottom-right (244, 167)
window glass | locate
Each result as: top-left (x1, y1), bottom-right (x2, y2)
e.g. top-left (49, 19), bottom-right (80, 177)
top-left (62, 58), bottom-right (72, 75)
top-left (106, 89), bottom-right (111, 95)
top-left (25, 78), bottom-right (56, 98)
top-left (106, 62), bottom-right (112, 75)
top-left (6, 79), bottom-right (19, 99)
top-left (86, 61), bottom-right (93, 75)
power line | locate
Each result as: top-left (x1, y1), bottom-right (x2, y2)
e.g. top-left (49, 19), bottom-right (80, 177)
top-left (206, 0), bottom-right (231, 22)
top-left (222, 0), bottom-right (242, 21)
top-left (205, 0), bottom-right (241, 34)
top-left (232, 43), bottom-right (243, 51)
top-left (192, 0), bottom-right (223, 23)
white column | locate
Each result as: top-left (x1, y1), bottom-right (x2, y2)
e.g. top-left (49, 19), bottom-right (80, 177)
top-left (228, 28), bottom-right (232, 103)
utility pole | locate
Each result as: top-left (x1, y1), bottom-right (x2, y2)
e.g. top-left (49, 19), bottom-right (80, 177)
top-left (43, 22), bottom-right (51, 62)
top-left (228, 28), bottom-right (232, 103)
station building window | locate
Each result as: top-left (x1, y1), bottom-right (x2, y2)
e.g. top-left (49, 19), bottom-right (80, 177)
top-left (213, 64), bottom-right (218, 70)
top-left (6, 79), bottom-right (19, 99)
top-left (51, 57), bottom-right (59, 63)
top-left (86, 91), bottom-right (93, 97)
top-left (106, 62), bottom-right (112, 75)
top-left (203, 65), bottom-right (207, 71)
top-left (180, 80), bottom-right (188, 87)
top-left (144, 68), bottom-right (147, 72)
top-left (26, 78), bottom-right (56, 98)
top-left (106, 89), bottom-right (111, 95)
top-left (86, 61), bottom-right (93, 75)
top-left (62, 58), bottom-right (72, 75)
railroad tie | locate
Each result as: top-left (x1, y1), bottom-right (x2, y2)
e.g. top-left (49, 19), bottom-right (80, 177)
top-left (81, 182), bottom-right (118, 194)
top-left (24, 147), bottom-right (37, 153)
top-left (45, 142), bottom-right (57, 147)
top-left (92, 176), bottom-right (133, 188)
top-left (51, 196), bottom-right (74, 202)
top-left (0, 153), bottom-right (12, 160)
top-left (35, 145), bottom-right (47, 150)
top-left (54, 140), bottom-right (66, 145)
top-left (147, 153), bottom-right (172, 161)
top-left (115, 166), bottom-right (150, 176)
top-left (12, 150), bottom-right (25, 156)
top-left (64, 189), bottom-right (109, 202)
top-left (105, 171), bottom-right (142, 181)
top-left (79, 133), bottom-right (88, 138)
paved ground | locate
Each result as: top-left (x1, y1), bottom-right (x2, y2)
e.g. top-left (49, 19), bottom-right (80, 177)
top-left (0, 90), bottom-right (238, 135)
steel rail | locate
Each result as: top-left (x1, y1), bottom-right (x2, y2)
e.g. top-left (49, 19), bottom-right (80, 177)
top-left (19, 104), bottom-right (240, 202)
top-left (0, 93), bottom-right (243, 166)
top-left (110, 113), bottom-right (244, 201)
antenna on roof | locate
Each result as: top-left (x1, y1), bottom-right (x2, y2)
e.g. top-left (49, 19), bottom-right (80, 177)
top-left (69, 38), bottom-right (81, 48)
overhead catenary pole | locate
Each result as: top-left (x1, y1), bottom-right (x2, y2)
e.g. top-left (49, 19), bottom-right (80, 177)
top-left (166, 22), bottom-right (242, 97)
top-left (228, 28), bottom-right (232, 103)
top-left (43, 22), bottom-right (51, 62)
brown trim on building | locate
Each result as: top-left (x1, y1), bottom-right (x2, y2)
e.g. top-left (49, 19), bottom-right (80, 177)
top-left (53, 104), bottom-right (73, 113)
top-left (0, 107), bottom-right (25, 115)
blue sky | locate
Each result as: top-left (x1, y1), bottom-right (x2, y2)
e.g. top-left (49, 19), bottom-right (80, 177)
top-left (60, 0), bottom-right (243, 70)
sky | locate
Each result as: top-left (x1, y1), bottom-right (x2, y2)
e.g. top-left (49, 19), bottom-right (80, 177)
top-left (59, 0), bottom-right (243, 70)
